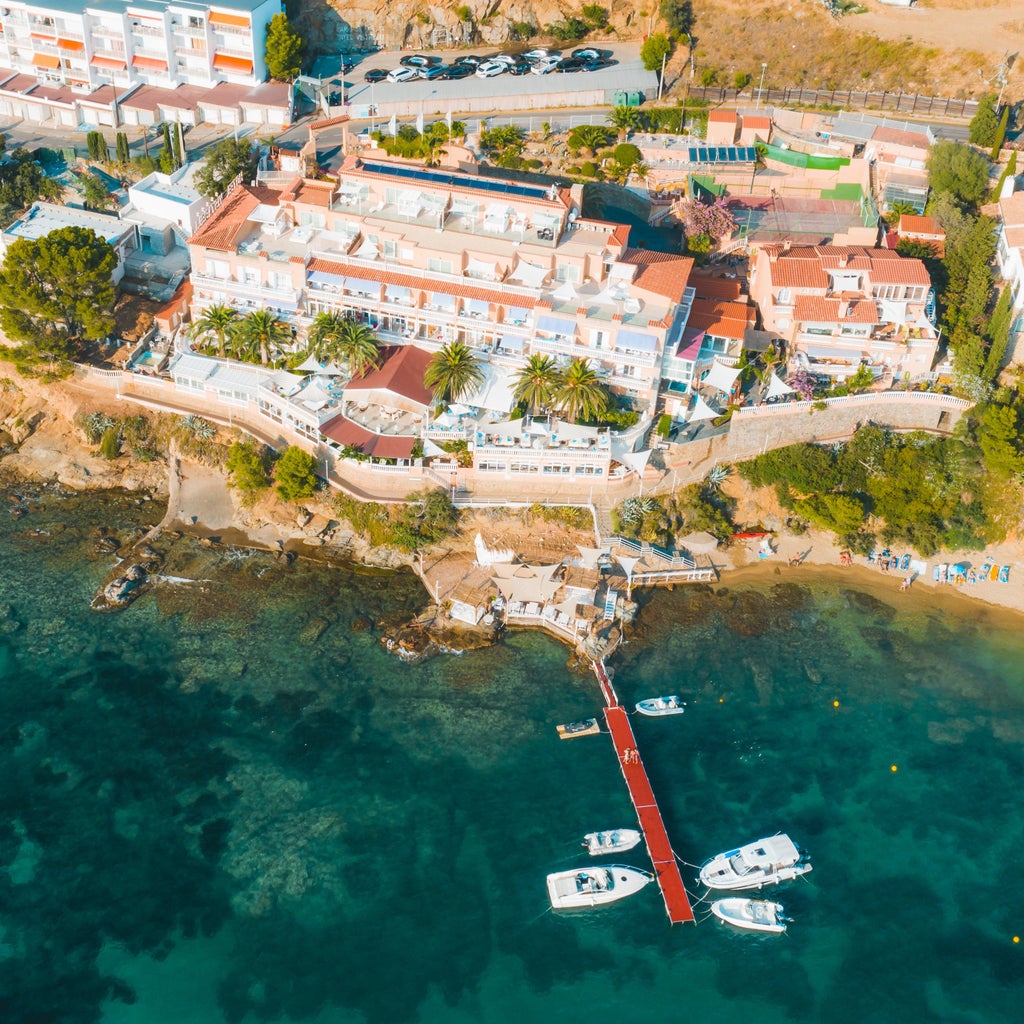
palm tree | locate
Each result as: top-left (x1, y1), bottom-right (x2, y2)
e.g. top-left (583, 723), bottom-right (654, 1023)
top-left (568, 124), bottom-right (613, 158)
top-left (424, 341), bottom-right (484, 406)
top-left (231, 310), bottom-right (291, 366)
top-left (335, 317), bottom-right (382, 378)
top-left (552, 357), bottom-right (609, 423)
top-left (606, 105), bottom-right (643, 140)
top-left (513, 354), bottom-right (562, 414)
top-left (189, 304), bottom-right (238, 357)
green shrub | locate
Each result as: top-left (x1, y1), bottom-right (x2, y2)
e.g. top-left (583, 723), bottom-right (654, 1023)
top-left (226, 440), bottom-right (269, 496)
top-left (656, 413), bottom-right (673, 438)
top-left (274, 445), bottom-right (318, 501)
top-left (99, 425), bottom-right (121, 459)
top-left (454, 4), bottom-right (472, 20)
top-left (612, 142), bottom-right (641, 167)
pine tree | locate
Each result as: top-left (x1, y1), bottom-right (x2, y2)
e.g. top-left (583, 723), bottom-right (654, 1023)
top-left (265, 13), bottom-right (304, 81)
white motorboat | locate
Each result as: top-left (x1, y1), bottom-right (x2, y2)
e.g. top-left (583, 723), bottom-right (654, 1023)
top-left (711, 898), bottom-right (789, 934)
top-left (582, 829), bottom-right (642, 856)
top-left (635, 695), bottom-right (685, 716)
top-left (546, 865), bottom-right (652, 909)
top-left (699, 834), bottom-right (812, 891)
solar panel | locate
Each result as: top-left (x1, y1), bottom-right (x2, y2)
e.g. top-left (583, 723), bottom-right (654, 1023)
top-left (687, 147), bottom-right (757, 164)
top-left (360, 161), bottom-right (553, 200)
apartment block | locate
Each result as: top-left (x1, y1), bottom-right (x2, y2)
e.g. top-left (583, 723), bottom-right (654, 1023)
top-left (0, 0), bottom-right (278, 104)
top-left (748, 243), bottom-right (938, 379)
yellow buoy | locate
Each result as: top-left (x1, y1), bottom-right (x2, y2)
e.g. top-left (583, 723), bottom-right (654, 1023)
top-left (833, 700), bottom-right (840, 708)
top-left (890, 764), bottom-right (898, 773)
top-left (1014, 935), bottom-right (1020, 944)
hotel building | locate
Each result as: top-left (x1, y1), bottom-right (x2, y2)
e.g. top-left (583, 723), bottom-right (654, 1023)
top-left (184, 157), bottom-right (698, 476)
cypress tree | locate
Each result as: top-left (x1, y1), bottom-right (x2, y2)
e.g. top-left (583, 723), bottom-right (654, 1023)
top-left (161, 122), bottom-right (173, 163)
top-left (171, 121), bottom-right (183, 168)
top-left (983, 286), bottom-right (1014, 381)
top-left (115, 132), bottom-right (130, 164)
top-left (990, 105), bottom-right (1009, 160)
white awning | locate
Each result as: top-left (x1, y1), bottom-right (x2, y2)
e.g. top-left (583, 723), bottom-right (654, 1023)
top-left (354, 238), bottom-right (378, 259)
top-left (385, 284), bottom-right (411, 302)
top-left (498, 333), bottom-right (525, 352)
top-left (615, 329), bottom-right (659, 353)
top-left (465, 258), bottom-right (496, 279)
top-left (506, 306), bottom-right (530, 323)
top-left (701, 359), bottom-right (742, 393)
top-left (553, 281), bottom-right (577, 303)
top-left (430, 292), bottom-right (457, 310)
top-left (463, 363), bottom-right (516, 415)
top-left (465, 298), bottom-right (489, 315)
top-left (687, 394), bottom-right (719, 422)
top-left (764, 372), bottom-right (795, 401)
top-left (345, 277), bottom-right (380, 297)
top-left (509, 260), bottom-right (548, 287)
top-left (536, 315), bottom-right (575, 337)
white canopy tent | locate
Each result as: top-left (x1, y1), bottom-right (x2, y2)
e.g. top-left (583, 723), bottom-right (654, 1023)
top-left (297, 355), bottom-right (326, 374)
top-left (764, 372), bottom-right (796, 401)
top-left (422, 438), bottom-right (448, 458)
top-left (553, 281), bottom-right (578, 303)
top-left (617, 449), bottom-right (652, 477)
top-left (701, 359), bottom-right (742, 394)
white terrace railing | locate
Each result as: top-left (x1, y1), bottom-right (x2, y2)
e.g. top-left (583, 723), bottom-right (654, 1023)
top-left (732, 391), bottom-right (972, 419)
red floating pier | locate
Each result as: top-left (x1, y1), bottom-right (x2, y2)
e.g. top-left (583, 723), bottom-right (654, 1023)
top-left (594, 660), bottom-right (695, 924)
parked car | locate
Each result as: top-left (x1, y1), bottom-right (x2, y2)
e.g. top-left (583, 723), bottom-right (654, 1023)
top-left (555, 58), bottom-right (586, 73)
top-left (581, 59), bottom-right (617, 72)
top-left (522, 48), bottom-right (551, 61)
top-left (508, 60), bottom-right (532, 76)
top-left (455, 55), bottom-right (484, 66)
top-left (491, 54), bottom-right (518, 65)
top-left (418, 64), bottom-right (448, 80)
top-left (475, 60), bottom-right (508, 78)
top-left (441, 63), bottom-right (475, 80)
top-left (400, 54), bottom-right (439, 69)
top-left (531, 55), bottom-right (561, 75)
top-left (571, 47), bottom-right (602, 61)
top-left (363, 68), bottom-right (389, 83)
top-left (387, 66), bottom-right (420, 83)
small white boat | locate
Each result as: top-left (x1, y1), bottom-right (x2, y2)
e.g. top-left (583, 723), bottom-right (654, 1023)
top-left (699, 834), bottom-right (812, 891)
top-left (635, 695), bottom-right (685, 716)
top-left (546, 865), bottom-right (652, 909)
top-left (711, 898), bottom-right (789, 934)
top-left (582, 829), bottom-right (642, 856)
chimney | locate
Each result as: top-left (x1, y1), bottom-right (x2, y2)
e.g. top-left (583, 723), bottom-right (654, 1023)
top-left (838, 300), bottom-right (850, 318)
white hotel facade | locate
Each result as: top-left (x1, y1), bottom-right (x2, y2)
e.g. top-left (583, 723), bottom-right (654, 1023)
top-left (0, 0), bottom-right (279, 124)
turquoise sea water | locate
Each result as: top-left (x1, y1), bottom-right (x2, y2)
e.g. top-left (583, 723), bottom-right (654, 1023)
top-left (1, 486), bottom-right (1022, 1024)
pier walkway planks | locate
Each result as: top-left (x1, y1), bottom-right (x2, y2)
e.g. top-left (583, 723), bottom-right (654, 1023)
top-left (594, 660), bottom-right (695, 924)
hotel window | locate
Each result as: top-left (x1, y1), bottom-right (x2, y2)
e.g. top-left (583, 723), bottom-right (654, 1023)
top-left (589, 328), bottom-right (608, 349)
top-left (299, 211), bottom-right (325, 229)
top-left (207, 258), bottom-right (229, 279)
top-left (556, 264), bottom-right (581, 284)
top-left (428, 257), bottom-right (452, 275)
top-left (777, 288), bottom-right (791, 304)
top-left (188, 16), bottom-right (203, 29)
top-left (382, 240), bottom-right (398, 258)
top-left (269, 272), bottom-right (289, 290)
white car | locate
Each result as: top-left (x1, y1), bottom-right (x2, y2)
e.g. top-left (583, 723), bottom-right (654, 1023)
top-left (531, 56), bottom-right (561, 75)
top-left (522, 48), bottom-right (550, 61)
top-left (387, 66), bottom-right (419, 84)
top-left (475, 60), bottom-right (507, 78)
top-left (491, 53), bottom-right (517, 65)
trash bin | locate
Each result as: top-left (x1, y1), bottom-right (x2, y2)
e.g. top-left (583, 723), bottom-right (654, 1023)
top-left (627, 91), bottom-right (643, 107)
top-left (612, 91), bottom-right (628, 107)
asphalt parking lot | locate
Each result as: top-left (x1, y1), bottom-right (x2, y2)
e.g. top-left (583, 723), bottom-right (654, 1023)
top-left (310, 44), bottom-right (657, 116)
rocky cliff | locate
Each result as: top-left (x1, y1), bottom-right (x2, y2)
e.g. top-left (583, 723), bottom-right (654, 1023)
top-left (289, 0), bottom-right (647, 56)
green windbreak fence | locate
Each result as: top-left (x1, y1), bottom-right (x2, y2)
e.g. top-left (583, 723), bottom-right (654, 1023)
top-left (762, 143), bottom-right (850, 170)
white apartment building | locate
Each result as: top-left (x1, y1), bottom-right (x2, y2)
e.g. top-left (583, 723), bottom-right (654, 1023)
top-left (0, 0), bottom-right (278, 97)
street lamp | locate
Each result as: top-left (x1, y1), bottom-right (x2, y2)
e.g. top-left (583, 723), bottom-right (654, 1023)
top-left (756, 62), bottom-right (768, 110)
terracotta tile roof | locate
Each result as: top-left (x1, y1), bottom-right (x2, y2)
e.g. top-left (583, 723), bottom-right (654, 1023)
top-left (319, 412), bottom-right (416, 459)
top-left (708, 110), bottom-right (739, 123)
top-left (243, 81), bottom-right (292, 106)
top-left (189, 183), bottom-right (283, 251)
top-left (872, 126), bottom-right (930, 151)
top-left (618, 249), bottom-right (694, 303)
top-left (897, 214), bottom-right (943, 237)
top-left (686, 296), bottom-right (755, 340)
top-left (742, 115), bottom-right (772, 130)
top-left (609, 223), bottom-right (631, 247)
top-left (202, 81), bottom-right (252, 107)
top-left (689, 273), bottom-right (743, 301)
top-left (769, 251), bottom-right (829, 290)
top-left (999, 191), bottom-right (1024, 229)
top-left (311, 115), bottom-right (352, 131)
top-left (793, 295), bottom-right (879, 324)
top-left (307, 257), bottom-right (538, 308)
top-left (342, 345), bottom-right (434, 409)
top-left (291, 180), bottom-right (334, 208)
